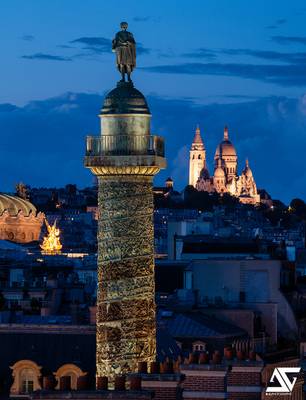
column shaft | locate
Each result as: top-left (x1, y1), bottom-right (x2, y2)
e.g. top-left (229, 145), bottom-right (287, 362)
top-left (96, 175), bottom-right (156, 380)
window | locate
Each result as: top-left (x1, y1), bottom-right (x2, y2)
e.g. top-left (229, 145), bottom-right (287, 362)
top-left (10, 361), bottom-right (41, 395)
top-left (192, 341), bottom-right (206, 352)
top-left (21, 369), bottom-right (35, 393)
top-left (22, 380), bottom-right (34, 393)
top-left (7, 232), bottom-right (14, 240)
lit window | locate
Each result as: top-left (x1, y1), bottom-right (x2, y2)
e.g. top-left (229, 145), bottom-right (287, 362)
top-left (20, 368), bottom-right (35, 393)
top-left (22, 380), bottom-right (33, 393)
top-left (192, 341), bottom-right (206, 352)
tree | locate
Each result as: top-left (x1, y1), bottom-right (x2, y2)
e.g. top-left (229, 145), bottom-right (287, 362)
top-left (290, 198), bottom-right (306, 218)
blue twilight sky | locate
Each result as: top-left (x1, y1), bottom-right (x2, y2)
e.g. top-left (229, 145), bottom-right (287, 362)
top-left (0, 0), bottom-right (306, 202)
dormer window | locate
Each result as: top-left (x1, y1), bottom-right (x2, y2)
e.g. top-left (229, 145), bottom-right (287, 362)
top-left (192, 341), bottom-right (206, 352)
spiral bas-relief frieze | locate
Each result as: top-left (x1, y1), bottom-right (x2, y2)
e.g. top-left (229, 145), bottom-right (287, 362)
top-left (96, 176), bottom-right (156, 381)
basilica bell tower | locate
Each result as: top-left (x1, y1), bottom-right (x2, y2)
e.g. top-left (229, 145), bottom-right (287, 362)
top-left (189, 125), bottom-right (206, 187)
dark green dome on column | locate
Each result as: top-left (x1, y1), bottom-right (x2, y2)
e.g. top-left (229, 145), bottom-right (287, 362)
top-left (101, 81), bottom-right (150, 115)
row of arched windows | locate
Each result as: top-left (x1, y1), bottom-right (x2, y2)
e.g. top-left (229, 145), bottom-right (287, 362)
top-left (226, 167), bottom-right (235, 174)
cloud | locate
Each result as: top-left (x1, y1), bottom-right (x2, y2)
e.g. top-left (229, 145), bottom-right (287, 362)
top-left (136, 44), bottom-right (151, 55)
top-left (221, 48), bottom-right (306, 64)
top-left (70, 37), bottom-right (112, 53)
top-left (133, 16), bottom-right (160, 23)
top-left (221, 94), bottom-right (262, 100)
top-left (21, 35), bottom-right (35, 41)
top-left (142, 62), bottom-right (306, 86)
top-left (272, 35), bottom-right (306, 45)
top-left (171, 145), bottom-right (189, 185)
top-left (0, 103), bottom-right (18, 112)
top-left (133, 16), bottom-right (151, 22)
top-left (148, 94), bottom-right (306, 202)
top-left (181, 47), bottom-right (306, 65)
top-left (57, 44), bottom-right (75, 49)
top-left (136, 43), bottom-right (151, 55)
top-left (22, 53), bottom-right (72, 61)
top-left (70, 36), bottom-right (150, 56)
top-left (265, 18), bottom-right (287, 30)
top-left (182, 48), bottom-right (217, 60)
top-left (0, 92), bottom-right (305, 202)
top-left (276, 18), bottom-right (287, 25)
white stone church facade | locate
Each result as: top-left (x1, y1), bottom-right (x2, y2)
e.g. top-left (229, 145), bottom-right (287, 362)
top-left (189, 126), bottom-right (260, 205)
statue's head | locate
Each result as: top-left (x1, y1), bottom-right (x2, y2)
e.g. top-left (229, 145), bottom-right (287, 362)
top-left (120, 21), bottom-right (128, 31)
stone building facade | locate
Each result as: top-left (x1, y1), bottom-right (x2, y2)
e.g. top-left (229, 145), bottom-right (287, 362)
top-left (8, 352), bottom-right (304, 399)
top-left (0, 193), bottom-right (44, 243)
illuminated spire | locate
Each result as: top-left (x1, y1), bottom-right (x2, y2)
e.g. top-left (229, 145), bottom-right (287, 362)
top-left (224, 125), bottom-right (229, 141)
top-left (189, 124), bottom-right (206, 186)
top-left (40, 219), bottom-right (62, 255)
top-left (193, 124), bottom-right (204, 145)
top-left (243, 157), bottom-right (253, 177)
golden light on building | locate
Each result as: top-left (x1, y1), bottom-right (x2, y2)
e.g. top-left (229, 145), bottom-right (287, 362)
top-left (40, 219), bottom-right (62, 255)
top-left (85, 87), bottom-right (166, 381)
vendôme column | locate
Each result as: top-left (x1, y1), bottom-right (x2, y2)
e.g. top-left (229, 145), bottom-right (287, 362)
top-left (84, 43), bottom-right (166, 381)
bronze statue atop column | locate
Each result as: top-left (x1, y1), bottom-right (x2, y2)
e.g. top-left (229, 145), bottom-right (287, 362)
top-left (112, 22), bottom-right (136, 82)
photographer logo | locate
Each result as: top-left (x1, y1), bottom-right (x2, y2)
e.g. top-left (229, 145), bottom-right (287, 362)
top-left (266, 367), bottom-right (301, 394)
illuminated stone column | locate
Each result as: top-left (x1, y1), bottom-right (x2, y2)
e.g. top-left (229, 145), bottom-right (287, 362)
top-left (84, 82), bottom-right (166, 382)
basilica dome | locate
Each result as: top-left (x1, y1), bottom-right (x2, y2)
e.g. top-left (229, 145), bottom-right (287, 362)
top-left (214, 127), bottom-right (237, 159)
top-left (214, 165), bottom-right (225, 178)
top-left (243, 160), bottom-right (253, 177)
top-left (199, 167), bottom-right (210, 180)
top-left (0, 194), bottom-right (37, 217)
top-left (101, 81), bottom-right (150, 115)
top-left (215, 141), bottom-right (237, 158)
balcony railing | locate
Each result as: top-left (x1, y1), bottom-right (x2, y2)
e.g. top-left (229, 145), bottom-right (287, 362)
top-left (85, 135), bottom-right (165, 157)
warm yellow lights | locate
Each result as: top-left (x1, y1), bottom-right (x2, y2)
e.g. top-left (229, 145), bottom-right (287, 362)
top-left (40, 219), bottom-right (62, 255)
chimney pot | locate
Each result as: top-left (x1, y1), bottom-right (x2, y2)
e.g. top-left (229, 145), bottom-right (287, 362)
top-left (160, 361), bottom-right (174, 374)
top-left (96, 376), bottom-right (108, 390)
top-left (199, 352), bottom-right (210, 364)
top-left (138, 361), bottom-right (147, 373)
top-left (188, 352), bottom-right (198, 364)
top-left (224, 347), bottom-right (234, 360)
top-left (237, 350), bottom-right (246, 360)
top-left (114, 375), bottom-right (126, 391)
top-left (150, 361), bottom-right (160, 374)
top-left (129, 376), bottom-right (142, 390)
top-left (212, 351), bottom-right (222, 364)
